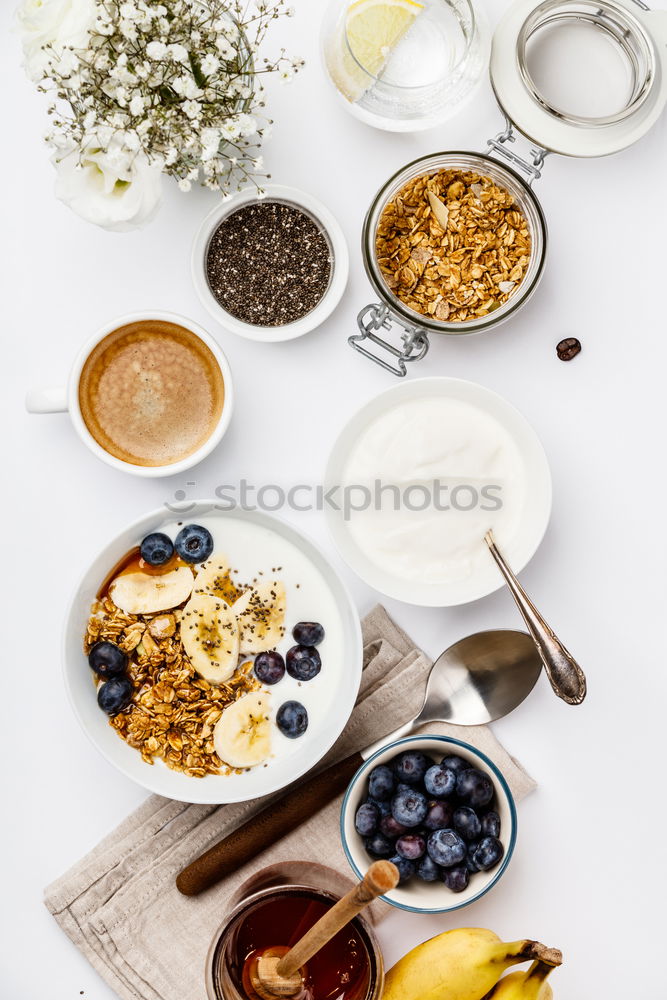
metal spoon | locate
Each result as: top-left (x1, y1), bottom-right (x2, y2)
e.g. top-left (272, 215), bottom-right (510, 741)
top-left (177, 628), bottom-right (542, 895)
top-left (363, 628), bottom-right (543, 756)
top-left (484, 530), bottom-right (587, 706)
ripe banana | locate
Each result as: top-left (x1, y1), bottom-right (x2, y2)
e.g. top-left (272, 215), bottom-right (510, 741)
top-left (180, 593), bottom-right (239, 683)
top-left (109, 566), bottom-right (194, 614)
top-left (382, 928), bottom-right (562, 1000)
top-left (233, 581), bottom-right (286, 654)
top-left (214, 691), bottom-right (272, 767)
top-left (194, 557), bottom-right (241, 604)
top-left (483, 960), bottom-right (560, 1000)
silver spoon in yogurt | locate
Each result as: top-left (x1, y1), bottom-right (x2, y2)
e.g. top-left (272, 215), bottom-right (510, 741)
top-left (484, 530), bottom-right (587, 706)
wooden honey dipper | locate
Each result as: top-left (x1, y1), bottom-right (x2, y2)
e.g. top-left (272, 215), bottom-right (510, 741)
top-left (243, 861), bottom-right (399, 999)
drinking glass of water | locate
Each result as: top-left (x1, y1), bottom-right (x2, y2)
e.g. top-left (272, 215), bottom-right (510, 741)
top-left (321, 0), bottom-right (490, 131)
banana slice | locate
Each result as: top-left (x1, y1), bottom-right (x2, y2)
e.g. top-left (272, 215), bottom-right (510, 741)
top-left (213, 691), bottom-right (272, 768)
top-left (180, 593), bottom-right (239, 684)
top-left (232, 581), bottom-right (287, 654)
top-left (109, 566), bottom-right (194, 615)
top-left (194, 556), bottom-right (242, 604)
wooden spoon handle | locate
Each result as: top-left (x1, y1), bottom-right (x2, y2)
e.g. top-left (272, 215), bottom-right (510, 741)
top-left (276, 861), bottom-right (399, 979)
top-left (176, 751), bottom-right (364, 896)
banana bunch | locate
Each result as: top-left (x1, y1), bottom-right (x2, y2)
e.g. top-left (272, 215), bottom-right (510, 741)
top-left (382, 928), bottom-right (562, 1000)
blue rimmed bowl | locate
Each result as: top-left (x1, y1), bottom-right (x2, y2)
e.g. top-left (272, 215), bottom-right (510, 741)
top-left (340, 734), bottom-right (517, 914)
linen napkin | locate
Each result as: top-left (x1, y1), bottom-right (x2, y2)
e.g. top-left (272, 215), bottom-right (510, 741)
top-left (45, 605), bottom-right (536, 1000)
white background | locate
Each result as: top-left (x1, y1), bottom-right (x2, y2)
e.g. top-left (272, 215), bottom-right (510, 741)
top-left (2, 0), bottom-right (667, 997)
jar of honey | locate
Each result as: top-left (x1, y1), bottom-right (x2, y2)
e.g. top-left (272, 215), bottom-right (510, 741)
top-left (205, 862), bottom-right (384, 1000)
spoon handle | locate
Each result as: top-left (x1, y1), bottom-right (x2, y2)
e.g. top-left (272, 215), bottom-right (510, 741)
top-left (276, 861), bottom-right (399, 979)
top-left (485, 532), bottom-right (587, 706)
top-left (175, 751), bottom-right (364, 895)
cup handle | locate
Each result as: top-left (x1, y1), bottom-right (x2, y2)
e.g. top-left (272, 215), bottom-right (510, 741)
top-left (25, 386), bottom-right (68, 413)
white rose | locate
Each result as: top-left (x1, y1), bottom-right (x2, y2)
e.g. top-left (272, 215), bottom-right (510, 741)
top-left (52, 138), bottom-right (163, 232)
top-left (16, 0), bottom-right (97, 81)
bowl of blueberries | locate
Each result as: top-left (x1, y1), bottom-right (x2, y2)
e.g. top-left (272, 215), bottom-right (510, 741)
top-left (340, 735), bottom-right (517, 913)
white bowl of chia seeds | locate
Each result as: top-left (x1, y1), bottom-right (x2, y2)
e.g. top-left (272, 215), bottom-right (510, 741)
top-left (191, 184), bottom-right (349, 342)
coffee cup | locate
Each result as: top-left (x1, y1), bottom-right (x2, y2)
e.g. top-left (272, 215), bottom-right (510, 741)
top-left (25, 310), bottom-right (233, 478)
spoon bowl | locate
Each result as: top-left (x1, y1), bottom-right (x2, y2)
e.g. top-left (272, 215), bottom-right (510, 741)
top-left (418, 629), bottom-right (544, 727)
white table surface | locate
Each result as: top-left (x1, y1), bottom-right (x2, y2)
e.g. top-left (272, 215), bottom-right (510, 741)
top-left (2, 1), bottom-right (667, 996)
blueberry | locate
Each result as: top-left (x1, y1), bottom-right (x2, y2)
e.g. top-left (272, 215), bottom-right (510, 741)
top-left (97, 677), bottom-right (133, 716)
top-left (355, 802), bottom-right (378, 836)
top-left (427, 828), bottom-right (466, 868)
top-left (481, 811), bottom-right (501, 838)
top-left (441, 865), bottom-right (470, 893)
top-left (453, 806), bottom-right (482, 842)
top-left (364, 832), bottom-right (394, 858)
top-left (424, 800), bottom-right (453, 831)
top-left (174, 524), bottom-right (214, 563)
top-left (456, 768), bottom-right (495, 808)
top-left (254, 650), bottom-right (285, 685)
top-left (88, 641), bottom-right (128, 679)
top-left (368, 797), bottom-right (391, 818)
top-left (368, 764), bottom-right (395, 802)
top-left (391, 787), bottom-right (428, 828)
top-left (393, 750), bottom-right (432, 785)
top-left (465, 841), bottom-right (481, 872)
top-left (416, 854), bottom-right (441, 882)
top-left (378, 815), bottom-right (405, 839)
top-left (441, 754), bottom-right (470, 775)
top-left (286, 645), bottom-right (321, 681)
top-left (396, 834), bottom-right (426, 860)
top-left (276, 700), bottom-right (308, 739)
top-left (472, 836), bottom-right (505, 871)
top-left (292, 621), bottom-right (325, 646)
top-left (388, 854), bottom-right (415, 884)
top-left (424, 764), bottom-right (456, 798)
top-left (140, 532), bottom-right (174, 566)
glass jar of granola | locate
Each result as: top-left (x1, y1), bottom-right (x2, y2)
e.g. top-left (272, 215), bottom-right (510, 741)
top-left (349, 0), bottom-right (667, 375)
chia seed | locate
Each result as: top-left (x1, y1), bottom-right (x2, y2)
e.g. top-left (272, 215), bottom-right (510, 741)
top-left (205, 201), bottom-right (333, 327)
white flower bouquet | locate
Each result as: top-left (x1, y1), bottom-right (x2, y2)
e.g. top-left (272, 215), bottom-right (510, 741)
top-left (17, 0), bottom-right (301, 231)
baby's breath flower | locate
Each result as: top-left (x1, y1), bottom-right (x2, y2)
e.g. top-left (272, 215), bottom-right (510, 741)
top-left (168, 43), bottom-right (189, 63)
top-left (201, 54), bottom-right (220, 76)
top-left (20, 0), bottom-right (303, 227)
top-left (146, 40), bottom-right (167, 60)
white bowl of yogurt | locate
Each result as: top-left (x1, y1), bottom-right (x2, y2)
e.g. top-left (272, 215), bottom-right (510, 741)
top-left (63, 503), bottom-right (362, 804)
top-left (324, 377), bottom-right (551, 607)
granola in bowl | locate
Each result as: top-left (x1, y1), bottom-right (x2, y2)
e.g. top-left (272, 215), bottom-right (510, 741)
top-left (66, 505), bottom-right (362, 803)
top-left (84, 519), bottom-right (336, 779)
top-left (85, 595), bottom-right (258, 777)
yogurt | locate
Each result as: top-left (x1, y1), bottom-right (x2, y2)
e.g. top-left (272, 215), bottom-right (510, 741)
top-left (341, 396), bottom-right (526, 585)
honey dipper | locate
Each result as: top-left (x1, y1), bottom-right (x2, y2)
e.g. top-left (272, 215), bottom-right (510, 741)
top-left (242, 860), bottom-right (399, 999)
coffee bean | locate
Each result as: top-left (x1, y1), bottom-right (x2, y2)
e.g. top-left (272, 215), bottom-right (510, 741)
top-left (556, 337), bottom-right (581, 361)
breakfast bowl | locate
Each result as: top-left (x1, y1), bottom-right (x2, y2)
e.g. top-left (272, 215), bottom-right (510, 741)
top-left (63, 502), bottom-right (362, 804)
top-left (340, 735), bottom-right (517, 913)
top-left (325, 376), bottom-right (552, 607)
top-left (191, 184), bottom-right (349, 342)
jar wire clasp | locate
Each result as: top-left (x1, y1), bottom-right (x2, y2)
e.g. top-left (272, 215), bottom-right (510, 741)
top-left (349, 304), bottom-right (430, 377)
top-left (486, 116), bottom-right (549, 186)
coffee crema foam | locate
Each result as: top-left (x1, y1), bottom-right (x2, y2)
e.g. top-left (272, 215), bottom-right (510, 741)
top-left (78, 320), bottom-right (225, 467)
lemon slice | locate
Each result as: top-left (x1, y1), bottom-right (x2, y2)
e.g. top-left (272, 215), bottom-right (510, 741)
top-left (327, 0), bottom-right (424, 103)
